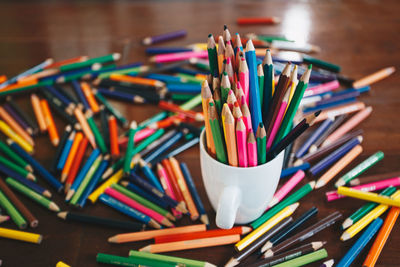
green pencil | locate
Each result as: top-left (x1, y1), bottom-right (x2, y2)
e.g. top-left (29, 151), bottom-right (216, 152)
top-left (274, 65), bottom-right (312, 144)
top-left (102, 158), bottom-right (124, 180)
top-left (179, 93), bottom-right (202, 110)
top-left (208, 102), bottom-right (227, 164)
top-left (335, 151), bottom-right (384, 188)
top-left (0, 80), bottom-right (53, 97)
top-left (93, 89), bottom-right (128, 127)
top-left (60, 53), bottom-right (121, 72)
top-left (86, 111), bottom-right (108, 154)
top-left (5, 178), bottom-right (59, 212)
top-left (251, 181), bottom-right (315, 229)
top-left (221, 72), bottom-right (231, 103)
top-left (258, 64), bottom-right (264, 108)
top-left (303, 54), bottom-right (341, 73)
top-left (272, 248), bottom-right (328, 267)
top-left (176, 73), bottom-right (203, 84)
top-left (213, 87), bottom-right (222, 116)
top-left (57, 64), bottom-right (116, 83)
top-left (0, 156), bottom-right (35, 181)
top-left (111, 184), bottom-right (175, 221)
top-left (0, 189), bottom-right (27, 229)
top-left (129, 250), bottom-right (216, 267)
top-left (124, 121), bottom-right (138, 174)
top-left (207, 34), bottom-right (219, 77)
top-left (0, 141), bottom-right (32, 171)
top-left (97, 66), bottom-right (147, 80)
top-left (171, 93), bottom-right (196, 102)
top-left (97, 253), bottom-right (175, 267)
top-left (256, 123), bottom-right (267, 165)
top-left (342, 186), bottom-right (396, 229)
top-left (262, 50), bottom-right (274, 120)
top-left (70, 155), bottom-right (103, 206)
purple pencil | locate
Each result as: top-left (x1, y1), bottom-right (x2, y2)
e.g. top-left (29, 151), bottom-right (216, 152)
top-left (142, 30), bottom-right (187, 45)
top-left (2, 103), bottom-right (32, 135)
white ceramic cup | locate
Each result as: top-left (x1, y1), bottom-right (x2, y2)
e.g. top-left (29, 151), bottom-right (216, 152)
top-left (199, 129), bottom-right (284, 229)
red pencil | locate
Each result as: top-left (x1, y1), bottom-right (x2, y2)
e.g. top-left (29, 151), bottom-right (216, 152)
top-left (108, 115), bottom-right (120, 158)
top-left (237, 17), bottom-right (281, 25)
top-left (64, 137), bottom-right (89, 193)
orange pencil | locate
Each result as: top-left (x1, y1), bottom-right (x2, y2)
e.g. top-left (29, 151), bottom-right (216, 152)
top-left (1, 80), bottom-right (37, 92)
top-left (201, 80), bottom-right (216, 157)
top-left (18, 69), bottom-right (58, 83)
top-left (353, 66), bottom-right (396, 89)
top-left (61, 132), bottom-right (83, 183)
top-left (223, 104), bottom-right (238, 166)
top-left (39, 99), bottom-right (60, 146)
top-left (108, 224), bottom-right (207, 243)
top-left (362, 206), bottom-right (400, 267)
top-left (73, 106), bottom-right (96, 148)
top-left (109, 74), bottom-right (165, 88)
top-left (154, 226), bottom-right (251, 244)
top-left (158, 101), bottom-right (203, 121)
top-left (315, 145), bottom-right (363, 189)
top-left (80, 82), bottom-right (100, 113)
top-left (314, 101), bottom-right (366, 123)
top-left (161, 159), bottom-right (185, 206)
top-left (322, 107), bottom-right (372, 147)
top-left (0, 75), bottom-right (7, 83)
top-left (45, 56), bottom-right (88, 69)
top-left (169, 157), bottom-right (199, 220)
top-left (64, 137), bottom-right (89, 193)
top-left (139, 234), bottom-right (241, 253)
top-left (30, 94), bottom-right (47, 132)
top-left (0, 106), bottom-right (34, 146)
top-left (108, 115), bottom-right (120, 158)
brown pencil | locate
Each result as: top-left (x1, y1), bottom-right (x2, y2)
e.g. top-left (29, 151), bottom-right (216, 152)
top-left (0, 179), bottom-right (38, 228)
top-left (139, 234), bottom-right (240, 253)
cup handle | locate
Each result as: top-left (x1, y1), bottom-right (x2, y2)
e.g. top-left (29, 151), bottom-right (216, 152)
top-left (216, 186), bottom-right (241, 229)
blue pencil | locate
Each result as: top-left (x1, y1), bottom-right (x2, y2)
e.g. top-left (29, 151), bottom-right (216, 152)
top-left (56, 131), bottom-right (75, 170)
top-left (66, 148), bottom-right (101, 201)
top-left (2, 169), bottom-right (51, 198)
top-left (97, 88), bottom-right (146, 104)
top-left (8, 140), bottom-right (64, 192)
top-left (139, 130), bottom-right (178, 157)
top-left (139, 160), bottom-right (164, 193)
top-left (295, 118), bottom-right (334, 158)
top-left (164, 137), bottom-right (200, 159)
top-left (146, 73), bottom-right (184, 83)
top-left (280, 163), bottom-right (310, 178)
top-left (99, 194), bottom-right (161, 229)
top-left (245, 40), bottom-right (262, 134)
top-left (51, 125), bottom-right (73, 173)
top-left (71, 80), bottom-right (91, 110)
top-left (309, 136), bottom-right (361, 176)
top-left (336, 218), bottom-right (383, 267)
top-left (123, 181), bottom-right (169, 210)
top-left (180, 162), bottom-right (208, 225)
top-left (128, 172), bottom-right (187, 214)
top-left (166, 83), bottom-right (201, 94)
top-left (45, 85), bottom-right (74, 109)
top-left (76, 155), bottom-right (110, 208)
top-left (303, 97), bottom-right (357, 114)
top-left (142, 131), bottom-right (183, 164)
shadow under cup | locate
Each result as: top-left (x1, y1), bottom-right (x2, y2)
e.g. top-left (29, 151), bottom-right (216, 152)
top-left (199, 129), bottom-right (284, 229)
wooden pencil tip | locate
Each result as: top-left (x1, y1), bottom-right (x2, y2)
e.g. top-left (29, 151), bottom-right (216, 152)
top-left (108, 236), bottom-right (117, 243)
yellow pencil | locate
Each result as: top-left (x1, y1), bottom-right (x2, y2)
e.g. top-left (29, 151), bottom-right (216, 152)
top-left (0, 227), bottom-right (42, 244)
top-left (341, 190), bottom-right (400, 241)
top-left (235, 202), bottom-right (299, 251)
top-left (337, 186), bottom-right (400, 208)
top-left (0, 120), bottom-right (33, 153)
top-left (56, 262), bottom-right (71, 267)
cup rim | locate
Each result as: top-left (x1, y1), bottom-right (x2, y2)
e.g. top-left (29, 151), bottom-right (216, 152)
top-left (199, 129), bottom-right (283, 170)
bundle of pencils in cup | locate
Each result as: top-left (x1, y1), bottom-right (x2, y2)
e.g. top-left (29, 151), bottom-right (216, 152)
top-left (201, 26), bottom-right (319, 167)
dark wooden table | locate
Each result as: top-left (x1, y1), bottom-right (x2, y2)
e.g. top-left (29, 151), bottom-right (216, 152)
top-left (0, 0), bottom-right (399, 266)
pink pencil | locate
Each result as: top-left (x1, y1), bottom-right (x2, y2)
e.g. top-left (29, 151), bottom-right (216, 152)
top-left (150, 51), bottom-right (208, 64)
top-left (239, 57), bottom-right (250, 105)
top-left (105, 188), bottom-right (174, 227)
top-left (118, 128), bottom-right (156, 147)
top-left (247, 131), bottom-right (257, 167)
top-left (236, 117), bottom-right (248, 167)
top-left (325, 176), bottom-right (400, 202)
top-left (268, 170), bottom-right (306, 208)
top-left (157, 163), bottom-right (182, 219)
top-left (227, 90), bottom-right (237, 111)
top-left (304, 80), bottom-right (340, 97)
top-left (241, 100), bottom-right (253, 133)
top-left (266, 89), bottom-right (290, 150)
top-left (235, 83), bottom-right (246, 105)
top-left (322, 107), bottom-right (372, 147)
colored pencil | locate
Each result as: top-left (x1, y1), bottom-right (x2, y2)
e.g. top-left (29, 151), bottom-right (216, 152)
top-left (60, 132), bottom-right (83, 182)
top-left (0, 120), bottom-right (33, 153)
top-left (322, 107), bottom-right (372, 147)
top-left (340, 190), bottom-right (400, 241)
top-left (0, 188), bottom-right (27, 229)
top-left (247, 131), bottom-right (258, 167)
top-left (128, 250), bottom-right (216, 267)
top-left (57, 130), bottom-right (76, 170)
top-left (0, 179), bottom-right (38, 228)
top-left (309, 114), bottom-right (347, 151)
top-left (258, 64), bottom-right (264, 107)
top-left (108, 224), bottom-right (207, 243)
top-left (162, 158), bottom-right (185, 206)
top-left (139, 234), bottom-right (240, 253)
top-left (241, 100), bottom-right (253, 132)
top-left (315, 145), bottom-right (363, 189)
top-left (0, 227), bottom-right (42, 244)
top-left (142, 30), bottom-right (187, 45)
top-left (342, 186), bottom-right (396, 230)
top-left (256, 122), bottom-right (267, 164)
top-left (350, 171), bottom-right (400, 186)
top-left (268, 170), bottom-right (305, 208)
top-left (337, 187), bottom-right (400, 208)
top-left (239, 57), bottom-right (250, 105)
top-left (139, 159), bottom-right (164, 192)
top-left (237, 17), bottom-right (281, 25)
top-left (262, 50), bottom-right (274, 119)
top-left (93, 89), bottom-right (128, 127)
top-left (108, 115), bottom-right (120, 158)
top-left (0, 156), bottom-right (35, 181)
top-left (337, 218), bottom-right (383, 267)
top-left (157, 163), bottom-right (182, 219)
top-left (225, 217), bottom-right (292, 267)
top-left (266, 248), bottom-right (328, 267)
top-left (0, 140), bottom-right (31, 171)
top-left (39, 99), bottom-right (59, 146)
top-left (353, 66), bottom-right (395, 88)
top-left (208, 102), bottom-right (227, 163)
top-left (263, 211), bottom-right (342, 258)
top-left (314, 101), bottom-right (365, 123)
top-left (236, 117), bottom-right (248, 167)
top-left (60, 53), bottom-right (120, 72)
top-left (86, 110), bottom-right (108, 153)
top-left (304, 80), bottom-right (340, 97)
top-left (124, 121), bottom-right (137, 174)
top-left (2, 171), bottom-right (50, 198)
top-left (65, 137), bottom-right (89, 192)
top-left (0, 106), bottom-right (34, 146)
top-left (236, 203), bottom-right (299, 251)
